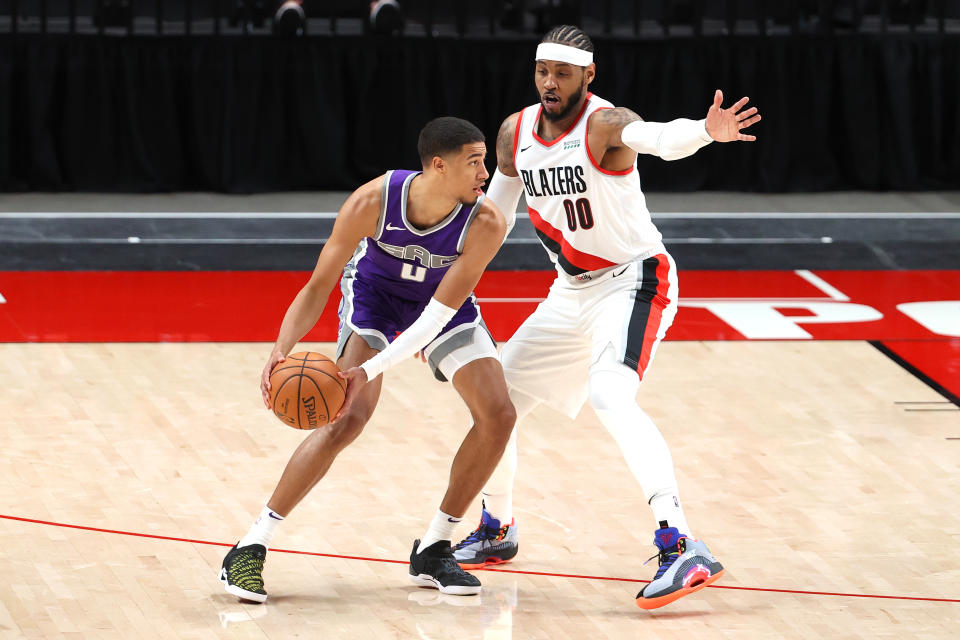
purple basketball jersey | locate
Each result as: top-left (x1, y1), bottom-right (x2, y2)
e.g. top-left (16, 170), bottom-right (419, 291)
top-left (336, 170), bottom-right (490, 374)
top-left (348, 169), bottom-right (482, 301)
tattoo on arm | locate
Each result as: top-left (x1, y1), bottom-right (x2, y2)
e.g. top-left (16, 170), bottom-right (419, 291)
top-left (594, 107), bottom-right (642, 151)
top-left (597, 107), bottom-right (642, 128)
top-left (496, 115), bottom-right (518, 176)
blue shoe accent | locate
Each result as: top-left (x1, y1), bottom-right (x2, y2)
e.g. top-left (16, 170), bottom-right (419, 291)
top-left (453, 509), bottom-right (518, 568)
top-left (651, 526), bottom-right (683, 580)
top-left (458, 509), bottom-right (501, 546)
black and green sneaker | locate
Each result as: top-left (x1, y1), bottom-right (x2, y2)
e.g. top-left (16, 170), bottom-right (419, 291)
top-left (219, 543), bottom-right (268, 603)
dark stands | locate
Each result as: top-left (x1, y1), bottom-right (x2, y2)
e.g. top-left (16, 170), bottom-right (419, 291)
top-left (2, 1), bottom-right (960, 192)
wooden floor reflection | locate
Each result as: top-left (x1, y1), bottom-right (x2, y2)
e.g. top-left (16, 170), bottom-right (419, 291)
top-left (2, 341), bottom-right (958, 639)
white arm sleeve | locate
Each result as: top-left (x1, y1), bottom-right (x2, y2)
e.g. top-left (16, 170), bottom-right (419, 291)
top-left (359, 297), bottom-right (457, 380)
top-left (485, 168), bottom-right (524, 239)
top-left (620, 118), bottom-right (713, 161)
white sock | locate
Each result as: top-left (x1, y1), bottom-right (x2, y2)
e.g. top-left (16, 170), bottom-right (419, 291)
top-left (237, 505), bottom-right (285, 549)
top-left (478, 387), bottom-right (538, 525)
top-left (648, 490), bottom-right (690, 537)
top-left (417, 510), bottom-right (461, 554)
top-left (589, 365), bottom-right (692, 537)
top-left (481, 492), bottom-right (513, 525)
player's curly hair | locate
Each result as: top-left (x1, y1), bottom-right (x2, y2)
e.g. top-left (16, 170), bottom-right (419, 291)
top-left (540, 25), bottom-right (594, 53)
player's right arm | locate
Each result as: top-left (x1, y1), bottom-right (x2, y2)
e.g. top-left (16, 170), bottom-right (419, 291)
top-left (260, 176), bottom-right (381, 408)
top-left (485, 112), bottom-right (524, 237)
top-left (589, 90), bottom-right (761, 168)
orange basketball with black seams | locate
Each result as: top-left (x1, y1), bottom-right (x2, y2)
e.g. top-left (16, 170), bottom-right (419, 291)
top-left (269, 352), bottom-right (345, 429)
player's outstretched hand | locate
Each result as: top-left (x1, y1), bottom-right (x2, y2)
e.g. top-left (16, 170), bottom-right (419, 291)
top-left (332, 366), bottom-right (369, 422)
top-left (705, 89), bottom-right (761, 142)
top-left (260, 349), bottom-right (286, 409)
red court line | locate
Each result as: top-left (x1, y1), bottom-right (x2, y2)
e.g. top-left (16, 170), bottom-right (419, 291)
top-left (0, 514), bottom-right (406, 566)
top-left (3, 514), bottom-right (958, 604)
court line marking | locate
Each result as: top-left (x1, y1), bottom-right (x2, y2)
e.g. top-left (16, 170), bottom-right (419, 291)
top-left (2, 238), bottom-right (330, 245)
top-left (2, 513), bottom-right (958, 604)
top-left (870, 341), bottom-right (960, 408)
top-left (513, 507), bottom-right (574, 535)
top-left (0, 212), bottom-right (343, 219)
top-left (477, 297), bottom-right (842, 304)
top-left (653, 212), bottom-right (960, 220)
top-left (3, 237), bottom-right (833, 245)
top-left (794, 270), bottom-right (850, 301)
top-left (485, 271), bottom-right (853, 306)
top-left (666, 238), bottom-right (833, 244)
top-left (2, 212), bottom-right (960, 219)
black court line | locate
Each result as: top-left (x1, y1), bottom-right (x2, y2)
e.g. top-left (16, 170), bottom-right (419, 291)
top-left (870, 341), bottom-right (960, 409)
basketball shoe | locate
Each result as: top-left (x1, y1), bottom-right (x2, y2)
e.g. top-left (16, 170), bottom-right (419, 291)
top-left (635, 525), bottom-right (724, 610)
top-left (453, 508), bottom-right (518, 569)
top-left (409, 539), bottom-right (482, 595)
top-left (219, 543), bottom-right (268, 603)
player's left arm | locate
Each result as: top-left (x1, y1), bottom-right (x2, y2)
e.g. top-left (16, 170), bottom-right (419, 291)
top-left (430, 200), bottom-right (506, 308)
top-left (334, 200), bottom-right (507, 418)
top-left (588, 89), bottom-right (761, 167)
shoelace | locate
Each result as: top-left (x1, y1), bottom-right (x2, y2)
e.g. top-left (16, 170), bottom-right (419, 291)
top-left (438, 554), bottom-right (466, 575)
top-left (456, 522), bottom-right (500, 548)
top-left (426, 548), bottom-right (472, 578)
top-left (642, 545), bottom-right (681, 580)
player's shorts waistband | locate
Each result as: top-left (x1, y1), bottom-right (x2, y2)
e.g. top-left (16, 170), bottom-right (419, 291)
top-left (558, 246), bottom-right (670, 288)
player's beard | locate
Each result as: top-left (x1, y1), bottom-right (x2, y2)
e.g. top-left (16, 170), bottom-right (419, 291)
top-left (542, 83), bottom-right (585, 123)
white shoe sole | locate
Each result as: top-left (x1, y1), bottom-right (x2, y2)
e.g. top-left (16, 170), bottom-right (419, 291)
top-left (219, 568), bottom-right (268, 603)
top-left (409, 573), bottom-right (481, 596)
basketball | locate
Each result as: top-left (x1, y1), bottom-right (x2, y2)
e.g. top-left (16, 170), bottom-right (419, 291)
top-left (269, 352), bottom-right (346, 429)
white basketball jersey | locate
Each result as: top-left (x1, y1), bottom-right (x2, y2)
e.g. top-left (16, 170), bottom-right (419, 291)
top-left (513, 92), bottom-right (665, 280)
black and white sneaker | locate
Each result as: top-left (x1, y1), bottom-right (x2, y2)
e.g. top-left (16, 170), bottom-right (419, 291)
top-left (219, 543), bottom-right (268, 603)
top-left (408, 539), bottom-right (482, 595)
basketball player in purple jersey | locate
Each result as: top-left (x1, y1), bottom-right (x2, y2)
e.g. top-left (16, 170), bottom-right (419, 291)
top-left (452, 26), bottom-right (761, 609)
top-left (220, 117), bottom-right (515, 600)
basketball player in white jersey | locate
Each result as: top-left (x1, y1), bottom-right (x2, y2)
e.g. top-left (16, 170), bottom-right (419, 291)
top-left (452, 25), bottom-right (761, 610)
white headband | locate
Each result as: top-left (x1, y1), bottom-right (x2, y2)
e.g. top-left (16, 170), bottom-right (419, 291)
top-left (535, 43), bottom-right (593, 67)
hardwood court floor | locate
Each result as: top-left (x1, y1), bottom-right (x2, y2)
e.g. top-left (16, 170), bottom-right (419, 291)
top-left (2, 341), bottom-right (958, 639)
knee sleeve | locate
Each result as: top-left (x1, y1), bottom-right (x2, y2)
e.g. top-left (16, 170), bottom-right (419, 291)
top-left (588, 360), bottom-right (678, 504)
top-left (588, 351), bottom-right (692, 534)
top-left (588, 361), bottom-right (641, 413)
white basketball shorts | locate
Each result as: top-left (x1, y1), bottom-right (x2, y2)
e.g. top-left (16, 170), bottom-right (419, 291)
top-left (501, 252), bottom-right (679, 418)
